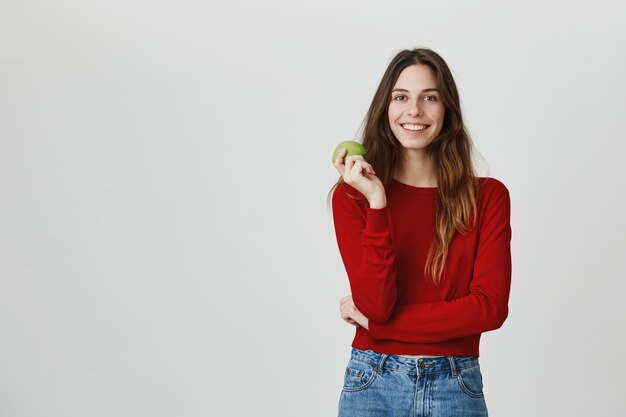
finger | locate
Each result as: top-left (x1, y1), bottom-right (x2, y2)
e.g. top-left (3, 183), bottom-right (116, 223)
top-left (340, 299), bottom-right (355, 311)
top-left (334, 147), bottom-right (347, 167)
top-left (340, 295), bottom-right (350, 306)
top-left (334, 148), bottom-right (348, 175)
top-left (344, 155), bottom-right (363, 175)
top-left (340, 295), bottom-right (353, 307)
top-left (340, 301), bottom-right (356, 315)
top-left (346, 155), bottom-right (374, 173)
top-left (347, 160), bottom-right (364, 182)
top-left (341, 310), bottom-right (354, 322)
top-left (351, 160), bottom-right (373, 175)
top-left (340, 306), bottom-right (355, 321)
top-left (345, 154), bottom-right (365, 163)
top-left (343, 154), bottom-right (356, 177)
top-left (341, 312), bottom-right (356, 324)
top-left (352, 159), bottom-right (375, 175)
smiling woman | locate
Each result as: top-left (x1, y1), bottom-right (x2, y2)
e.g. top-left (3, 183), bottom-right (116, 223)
top-left (388, 65), bottom-right (446, 169)
top-left (328, 48), bottom-right (512, 417)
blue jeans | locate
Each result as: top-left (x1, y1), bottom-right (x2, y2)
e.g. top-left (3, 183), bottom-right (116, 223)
top-left (338, 348), bottom-right (489, 417)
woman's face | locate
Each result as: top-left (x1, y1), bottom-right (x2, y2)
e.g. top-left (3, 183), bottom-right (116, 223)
top-left (388, 64), bottom-right (445, 151)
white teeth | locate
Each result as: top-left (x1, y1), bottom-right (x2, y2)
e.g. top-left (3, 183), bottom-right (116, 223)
top-left (402, 124), bottom-right (428, 131)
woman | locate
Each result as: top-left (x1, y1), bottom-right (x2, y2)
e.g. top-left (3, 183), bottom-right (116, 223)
top-left (328, 48), bottom-right (512, 416)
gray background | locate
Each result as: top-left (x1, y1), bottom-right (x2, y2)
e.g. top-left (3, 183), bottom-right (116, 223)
top-left (1, 0), bottom-right (625, 415)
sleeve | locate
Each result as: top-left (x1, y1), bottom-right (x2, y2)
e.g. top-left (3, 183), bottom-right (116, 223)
top-left (368, 182), bottom-right (512, 343)
top-left (332, 183), bottom-right (397, 323)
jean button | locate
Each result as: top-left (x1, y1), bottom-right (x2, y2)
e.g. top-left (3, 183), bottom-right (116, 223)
top-left (418, 362), bottom-right (425, 368)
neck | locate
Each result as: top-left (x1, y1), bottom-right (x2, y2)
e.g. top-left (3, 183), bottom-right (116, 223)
top-left (394, 149), bottom-right (438, 187)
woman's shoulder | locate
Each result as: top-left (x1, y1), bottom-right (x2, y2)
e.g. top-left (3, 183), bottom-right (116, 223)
top-left (476, 177), bottom-right (510, 210)
top-left (477, 176), bottom-right (510, 195)
top-left (476, 177), bottom-right (511, 217)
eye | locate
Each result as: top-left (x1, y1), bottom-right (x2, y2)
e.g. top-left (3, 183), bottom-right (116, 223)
top-left (422, 95), bottom-right (438, 102)
top-left (393, 94), bottom-right (407, 101)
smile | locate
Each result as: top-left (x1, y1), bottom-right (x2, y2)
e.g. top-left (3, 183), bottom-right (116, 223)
top-left (401, 123), bottom-right (430, 134)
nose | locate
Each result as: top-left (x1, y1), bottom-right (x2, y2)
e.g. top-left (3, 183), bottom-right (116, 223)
top-left (408, 99), bottom-right (423, 117)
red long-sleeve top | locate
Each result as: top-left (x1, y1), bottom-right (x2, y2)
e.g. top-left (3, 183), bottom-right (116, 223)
top-left (332, 176), bottom-right (512, 357)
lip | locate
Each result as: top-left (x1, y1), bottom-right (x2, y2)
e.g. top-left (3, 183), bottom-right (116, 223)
top-left (400, 123), bottom-right (431, 134)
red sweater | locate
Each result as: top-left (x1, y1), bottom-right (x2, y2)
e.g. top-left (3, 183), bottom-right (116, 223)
top-left (332, 177), bottom-right (512, 357)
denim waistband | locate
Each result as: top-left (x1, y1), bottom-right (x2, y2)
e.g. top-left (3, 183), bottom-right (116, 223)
top-left (350, 348), bottom-right (479, 376)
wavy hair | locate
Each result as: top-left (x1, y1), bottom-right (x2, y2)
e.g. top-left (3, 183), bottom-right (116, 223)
top-left (327, 48), bottom-right (482, 286)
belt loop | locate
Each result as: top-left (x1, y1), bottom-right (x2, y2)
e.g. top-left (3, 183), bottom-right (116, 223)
top-left (377, 353), bottom-right (390, 374)
top-left (447, 356), bottom-right (459, 377)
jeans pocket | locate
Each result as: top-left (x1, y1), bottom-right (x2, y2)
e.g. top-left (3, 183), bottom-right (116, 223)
top-left (455, 363), bottom-right (485, 398)
top-left (342, 358), bottom-right (378, 392)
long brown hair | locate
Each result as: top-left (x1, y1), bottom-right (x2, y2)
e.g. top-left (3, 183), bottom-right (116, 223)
top-left (327, 48), bottom-right (481, 286)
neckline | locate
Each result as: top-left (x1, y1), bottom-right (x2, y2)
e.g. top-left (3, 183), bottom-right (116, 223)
top-left (390, 177), bottom-right (438, 195)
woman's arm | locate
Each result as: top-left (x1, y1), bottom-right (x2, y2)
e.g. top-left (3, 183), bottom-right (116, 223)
top-left (332, 183), bottom-right (397, 323)
top-left (367, 184), bottom-right (512, 343)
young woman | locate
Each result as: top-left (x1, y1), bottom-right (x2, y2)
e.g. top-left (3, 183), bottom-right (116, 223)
top-left (328, 48), bottom-right (512, 416)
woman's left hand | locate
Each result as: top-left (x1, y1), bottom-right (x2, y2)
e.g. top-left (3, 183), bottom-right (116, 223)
top-left (340, 295), bottom-right (369, 330)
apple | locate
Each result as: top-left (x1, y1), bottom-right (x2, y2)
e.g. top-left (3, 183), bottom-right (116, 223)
top-left (332, 140), bottom-right (367, 164)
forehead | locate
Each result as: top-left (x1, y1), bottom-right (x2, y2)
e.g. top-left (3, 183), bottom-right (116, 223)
top-left (393, 64), bottom-right (437, 89)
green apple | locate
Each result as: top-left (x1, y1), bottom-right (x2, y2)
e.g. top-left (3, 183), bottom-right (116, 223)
top-left (332, 141), bottom-right (367, 164)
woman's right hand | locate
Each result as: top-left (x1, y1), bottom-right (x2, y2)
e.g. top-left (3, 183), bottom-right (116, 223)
top-left (334, 147), bottom-right (386, 208)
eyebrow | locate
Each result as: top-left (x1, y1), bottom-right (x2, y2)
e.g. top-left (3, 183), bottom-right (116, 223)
top-left (392, 88), bottom-right (440, 93)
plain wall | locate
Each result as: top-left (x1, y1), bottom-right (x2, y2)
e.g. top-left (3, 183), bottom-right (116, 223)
top-left (1, 0), bottom-right (625, 415)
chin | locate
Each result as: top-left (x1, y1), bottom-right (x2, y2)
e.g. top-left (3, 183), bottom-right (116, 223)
top-left (398, 136), bottom-right (435, 147)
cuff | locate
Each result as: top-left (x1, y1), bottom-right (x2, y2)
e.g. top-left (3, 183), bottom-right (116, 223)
top-left (364, 206), bottom-right (390, 235)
